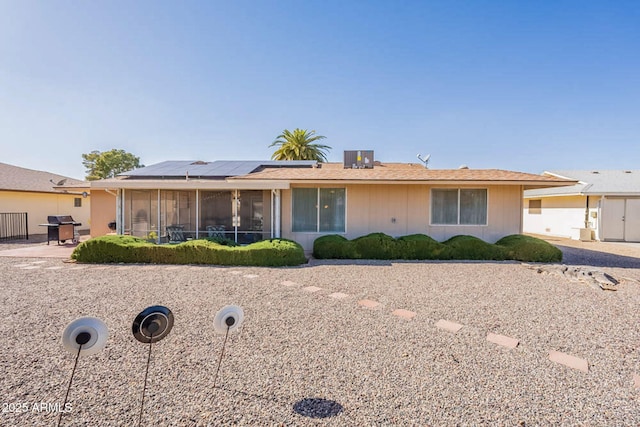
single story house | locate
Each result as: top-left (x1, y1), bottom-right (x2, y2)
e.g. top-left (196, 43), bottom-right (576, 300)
top-left (0, 162), bottom-right (91, 240)
top-left (90, 154), bottom-right (574, 252)
top-left (523, 170), bottom-right (640, 242)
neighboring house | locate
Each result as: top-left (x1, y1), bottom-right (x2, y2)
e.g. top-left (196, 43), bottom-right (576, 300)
top-left (90, 155), bottom-right (573, 252)
top-left (0, 162), bottom-right (90, 240)
top-left (523, 170), bottom-right (640, 242)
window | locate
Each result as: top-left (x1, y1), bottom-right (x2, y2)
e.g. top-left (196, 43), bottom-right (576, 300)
top-left (74, 198), bottom-right (82, 207)
top-left (292, 188), bottom-right (345, 232)
top-left (528, 199), bottom-right (542, 215)
top-left (431, 189), bottom-right (487, 225)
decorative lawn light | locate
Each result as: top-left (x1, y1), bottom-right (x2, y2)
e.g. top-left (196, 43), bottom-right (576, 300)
top-left (58, 317), bottom-right (109, 427)
top-left (212, 305), bottom-right (245, 388)
top-left (132, 305), bottom-right (174, 427)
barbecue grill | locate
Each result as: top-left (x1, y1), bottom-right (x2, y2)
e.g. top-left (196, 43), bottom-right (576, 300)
top-left (39, 215), bottom-right (82, 245)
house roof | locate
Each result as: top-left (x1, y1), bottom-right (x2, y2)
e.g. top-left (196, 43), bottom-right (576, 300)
top-left (524, 170), bottom-right (640, 197)
top-left (232, 162), bottom-right (575, 188)
top-left (94, 160), bottom-right (575, 190)
top-left (120, 160), bottom-right (317, 178)
top-left (0, 162), bottom-right (88, 194)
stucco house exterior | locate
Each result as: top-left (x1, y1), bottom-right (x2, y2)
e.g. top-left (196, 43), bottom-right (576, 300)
top-left (0, 162), bottom-right (90, 240)
top-left (523, 170), bottom-right (640, 242)
top-left (90, 157), bottom-right (573, 252)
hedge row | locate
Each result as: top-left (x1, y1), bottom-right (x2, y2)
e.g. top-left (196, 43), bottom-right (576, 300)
top-left (313, 233), bottom-right (562, 263)
top-left (72, 235), bottom-right (307, 266)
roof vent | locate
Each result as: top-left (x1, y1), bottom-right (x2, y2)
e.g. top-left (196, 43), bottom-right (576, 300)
top-left (344, 150), bottom-right (374, 169)
top-left (190, 161), bottom-right (209, 165)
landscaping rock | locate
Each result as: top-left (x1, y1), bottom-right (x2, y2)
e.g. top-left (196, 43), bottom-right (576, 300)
top-left (532, 265), bottom-right (619, 291)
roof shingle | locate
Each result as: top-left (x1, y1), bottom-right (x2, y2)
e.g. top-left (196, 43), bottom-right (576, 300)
top-left (232, 162), bottom-right (574, 185)
top-left (0, 162), bottom-right (87, 193)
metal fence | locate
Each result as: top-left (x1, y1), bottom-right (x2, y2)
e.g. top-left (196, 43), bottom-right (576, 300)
top-left (0, 212), bottom-right (29, 241)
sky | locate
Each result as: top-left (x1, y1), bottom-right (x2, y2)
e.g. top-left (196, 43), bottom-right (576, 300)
top-left (1, 1), bottom-right (639, 180)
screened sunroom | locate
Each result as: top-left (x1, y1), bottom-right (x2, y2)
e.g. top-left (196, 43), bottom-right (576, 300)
top-left (91, 159), bottom-right (318, 244)
top-left (121, 188), bottom-right (275, 244)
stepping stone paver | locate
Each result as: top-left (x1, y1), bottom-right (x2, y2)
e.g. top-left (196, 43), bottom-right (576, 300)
top-left (243, 274), bottom-right (259, 279)
top-left (358, 299), bottom-right (380, 308)
top-left (435, 319), bottom-right (464, 334)
top-left (302, 286), bottom-right (323, 293)
top-left (634, 373), bottom-right (640, 389)
top-left (45, 266), bottom-right (63, 270)
top-left (328, 292), bottom-right (349, 299)
top-left (548, 350), bottom-right (588, 373)
top-left (281, 280), bottom-right (297, 287)
top-left (487, 332), bottom-right (519, 349)
top-left (392, 309), bottom-right (416, 320)
top-left (21, 266), bottom-right (40, 270)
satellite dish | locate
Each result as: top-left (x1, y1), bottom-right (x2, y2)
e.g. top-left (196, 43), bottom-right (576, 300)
top-left (50, 178), bottom-right (67, 186)
top-left (416, 154), bottom-right (431, 169)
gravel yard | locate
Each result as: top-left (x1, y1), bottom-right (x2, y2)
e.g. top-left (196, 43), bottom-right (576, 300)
top-left (0, 243), bottom-right (639, 425)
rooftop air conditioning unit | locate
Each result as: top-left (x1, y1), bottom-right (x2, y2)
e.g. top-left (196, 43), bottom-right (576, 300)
top-left (344, 150), bottom-right (374, 169)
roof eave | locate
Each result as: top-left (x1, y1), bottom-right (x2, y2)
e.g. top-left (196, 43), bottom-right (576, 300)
top-left (90, 179), bottom-right (290, 190)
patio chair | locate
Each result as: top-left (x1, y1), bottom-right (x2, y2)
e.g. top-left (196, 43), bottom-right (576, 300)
top-left (166, 225), bottom-right (186, 243)
top-left (206, 225), bottom-right (226, 239)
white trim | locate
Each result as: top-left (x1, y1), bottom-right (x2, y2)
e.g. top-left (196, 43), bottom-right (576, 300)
top-left (156, 189), bottom-right (161, 243)
top-left (91, 180), bottom-right (289, 190)
top-left (195, 189), bottom-right (199, 239)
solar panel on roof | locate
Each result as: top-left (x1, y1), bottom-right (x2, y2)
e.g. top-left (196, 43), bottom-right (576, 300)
top-left (119, 160), bottom-right (317, 178)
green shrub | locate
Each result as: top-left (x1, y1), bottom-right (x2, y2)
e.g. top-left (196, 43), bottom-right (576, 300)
top-left (352, 233), bottom-right (403, 259)
top-left (443, 235), bottom-right (507, 260)
top-left (496, 234), bottom-right (562, 262)
top-left (72, 236), bottom-right (307, 266)
top-left (311, 233), bottom-right (560, 262)
top-left (397, 234), bottom-right (449, 259)
top-left (204, 236), bottom-right (239, 247)
top-left (313, 235), bottom-right (357, 259)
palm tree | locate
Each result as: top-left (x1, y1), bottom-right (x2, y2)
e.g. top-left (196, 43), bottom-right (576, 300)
top-left (270, 128), bottom-right (331, 162)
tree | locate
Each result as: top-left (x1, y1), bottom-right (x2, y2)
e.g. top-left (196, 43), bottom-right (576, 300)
top-left (269, 128), bottom-right (331, 162)
top-left (82, 149), bottom-right (143, 180)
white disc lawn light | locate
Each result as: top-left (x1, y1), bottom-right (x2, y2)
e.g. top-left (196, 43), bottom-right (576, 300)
top-left (61, 317), bottom-right (109, 356)
top-left (212, 305), bottom-right (245, 389)
top-left (58, 316), bottom-right (108, 427)
top-left (213, 305), bottom-right (244, 334)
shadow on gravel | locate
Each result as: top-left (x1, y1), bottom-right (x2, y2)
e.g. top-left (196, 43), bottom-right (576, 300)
top-left (293, 397), bottom-right (344, 418)
top-left (216, 386), bottom-right (344, 419)
top-left (555, 245), bottom-right (640, 269)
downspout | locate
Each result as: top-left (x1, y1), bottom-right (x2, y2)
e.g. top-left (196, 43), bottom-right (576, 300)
top-left (584, 195), bottom-right (590, 228)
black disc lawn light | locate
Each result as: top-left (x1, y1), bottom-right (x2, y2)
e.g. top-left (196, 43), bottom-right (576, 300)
top-left (132, 305), bottom-right (174, 427)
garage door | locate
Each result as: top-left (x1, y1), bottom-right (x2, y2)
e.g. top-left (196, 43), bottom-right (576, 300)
top-left (603, 198), bottom-right (640, 242)
top-left (626, 199), bottom-right (640, 242)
